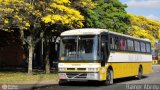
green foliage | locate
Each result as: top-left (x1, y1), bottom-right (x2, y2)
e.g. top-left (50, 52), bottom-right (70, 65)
top-left (69, 0), bottom-right (97, 28)
top-left (79, 0), bottom-right (131, 34)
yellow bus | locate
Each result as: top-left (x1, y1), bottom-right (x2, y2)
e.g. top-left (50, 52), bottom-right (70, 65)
top-left (58, 28), bottom-right (152, 85)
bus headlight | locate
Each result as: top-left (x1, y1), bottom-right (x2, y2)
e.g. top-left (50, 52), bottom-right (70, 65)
top-left (59, 73), bottom-right (67, 79)
top-left (88, 68), bottom-right (99, 71)
top-left (101, 68), bottom-right (105, 73)
top-left (59, 68), bottom-right (67, 71)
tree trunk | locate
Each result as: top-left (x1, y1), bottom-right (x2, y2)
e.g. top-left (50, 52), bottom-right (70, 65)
top-left (45, 51), bottom-right (50, 74)
top-left (28, 37), bottom-right (34, 75)
top-left (20, 30), bottom-right (24, 44)
top-left (45, 38), bottom-right (50, 74)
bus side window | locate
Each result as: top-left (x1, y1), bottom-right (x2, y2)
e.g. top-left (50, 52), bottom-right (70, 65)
top-left (146, 43), bottom-right (151, 53)
top-left (127, 39), bottom-right (134, 51)
top-left (114, 37), bottom-right (119, 50)
top-left (119, 38), bottom-right (123, 50)
top-left (127, 39), bottom-right (130, 51)
top-left (134, 40), bottom-right (140, 52)
top-left (110, 37), bottom-right (114, 49)
top-left (123, 39), bottom-right (127, 50)
top-left (140, 42), bottom-right (146, 52)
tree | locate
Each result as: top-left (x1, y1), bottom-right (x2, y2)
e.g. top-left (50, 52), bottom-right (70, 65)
top-left (0, 0), bottom-right (84, 74)
top-left (41, 0), bottom-right (84, 28)
top-left (70, 0), bottom-right (98, 28)
top-left (0, 0), bottom-right (42, 75)
top-left (37, 0), bottom-right (84, 73)
top-left (76, 0), bottom-right (131, 34)
top-left (128, 14), bottom-right (160, 46)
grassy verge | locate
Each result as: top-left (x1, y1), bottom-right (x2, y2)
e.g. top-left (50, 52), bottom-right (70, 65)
top-left (0, 71), bottom-right (58, 84)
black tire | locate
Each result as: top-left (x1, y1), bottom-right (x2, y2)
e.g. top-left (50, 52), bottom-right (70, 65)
top-left (105, 69), bottom-right (113, 85)
top-left (59, 79), bottom-right (67, 86)
top-left (138, 67), bottom-right (143, 80)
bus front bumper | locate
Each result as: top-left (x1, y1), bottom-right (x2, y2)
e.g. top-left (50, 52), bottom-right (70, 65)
top-left (58, 72), bottom-right (100, 81)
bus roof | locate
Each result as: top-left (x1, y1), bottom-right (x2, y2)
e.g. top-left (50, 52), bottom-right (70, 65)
top-left (61, 28), bottom-right (150, 42)
top-left (61, 28), bottom-right (107, 36)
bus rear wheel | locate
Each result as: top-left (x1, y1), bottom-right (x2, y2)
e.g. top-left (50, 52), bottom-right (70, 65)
top-left (105, 69), bottom-right (113, 85)
top-left (138, 67), bottom-right (143, 80)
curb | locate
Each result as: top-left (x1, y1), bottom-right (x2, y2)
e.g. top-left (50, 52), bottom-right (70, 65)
top-left (0, 80), bottom-right (59, 90)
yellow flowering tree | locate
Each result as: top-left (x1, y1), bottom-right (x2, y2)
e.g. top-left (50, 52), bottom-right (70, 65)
top-left (0, 0), bottom-right (42, 75)
top-left (40, 0), bottom-right (84, 28)
top-left (0, 0), bottom-right (84, 74)
top-left (128, 14), bottom-right (160, 46)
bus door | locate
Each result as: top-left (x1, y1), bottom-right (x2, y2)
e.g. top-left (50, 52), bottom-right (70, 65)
top-left (101, 35), bottom-right (109, 66)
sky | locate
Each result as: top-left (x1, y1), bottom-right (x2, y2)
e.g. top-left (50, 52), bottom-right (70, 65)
top-left (119, 0), bottom-right (160, 21)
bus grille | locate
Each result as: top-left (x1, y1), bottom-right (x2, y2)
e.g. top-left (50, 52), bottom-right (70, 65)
top-left (77, 68), bottom-right (86, 70)
top-left (66, 73), bottom-right (87, 78)
top-left (66, 68), bottom-right (86, 71)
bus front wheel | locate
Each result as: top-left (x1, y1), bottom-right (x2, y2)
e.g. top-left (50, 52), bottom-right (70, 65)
top-left (59, 79), bottom-right (67, 86)
top-left (105, 69), bottom-right (113, 85)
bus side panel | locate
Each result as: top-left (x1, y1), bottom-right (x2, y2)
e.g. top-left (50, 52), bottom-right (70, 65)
top-left (107, 52), bottom-right (152, 79)
top-left (107, 62), bottom-right (152, 79)
top-left (142, 63), bottom-right (152, 75)
top-left (107, 63), bottom-right (138, 79)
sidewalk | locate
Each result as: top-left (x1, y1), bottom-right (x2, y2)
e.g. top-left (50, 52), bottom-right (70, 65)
top-left (0, 80), bottom-right (59, 90)
top-left (23, 80), bottom-right (59, 90)
top-left (0, 71), bottom-right (59, 90)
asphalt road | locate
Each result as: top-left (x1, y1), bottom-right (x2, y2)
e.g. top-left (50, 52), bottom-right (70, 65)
top-left (34, 65), bottom-right (160, 90)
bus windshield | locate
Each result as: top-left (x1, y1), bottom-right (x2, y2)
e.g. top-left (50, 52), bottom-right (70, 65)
top-left (60, 35), bottom-right (99, 61)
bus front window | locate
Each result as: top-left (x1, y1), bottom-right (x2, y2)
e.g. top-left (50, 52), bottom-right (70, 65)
top-left (60, 36), bottom-right (99, 61)
top-left (60, 36), bottom-right (77, 60)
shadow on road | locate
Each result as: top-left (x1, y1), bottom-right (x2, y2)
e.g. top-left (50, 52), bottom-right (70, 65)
top-left (114, 76), bottom-right (148, 84)
top-left (32, 76), bottom-right (148, 90)
top-left (60, 76), bottom-right (148, 86)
